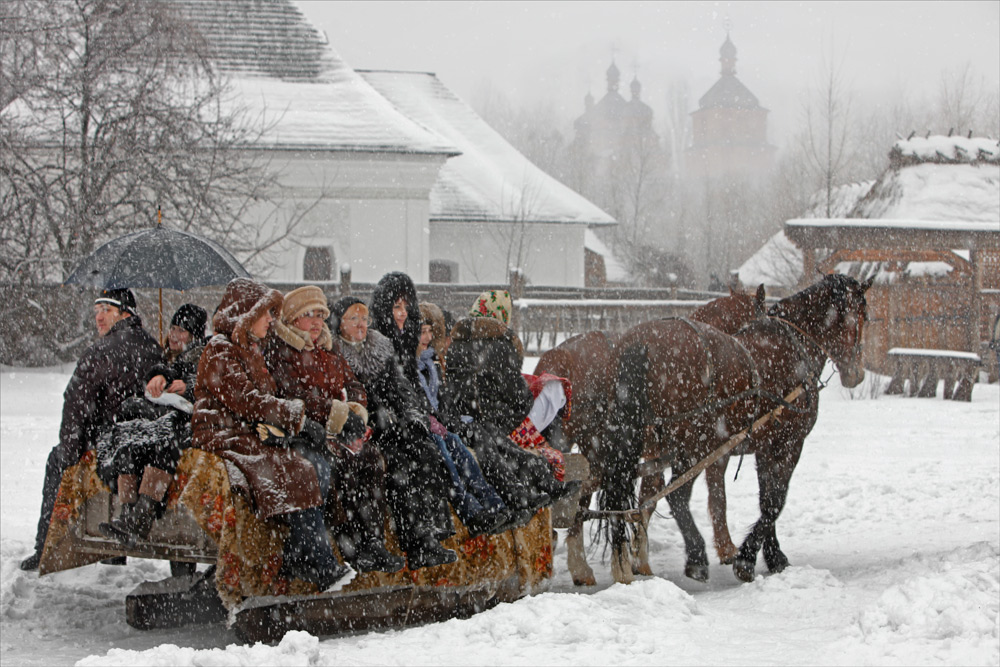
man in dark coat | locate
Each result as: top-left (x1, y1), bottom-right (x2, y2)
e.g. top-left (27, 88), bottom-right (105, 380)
top-left (20, 288), bottom-right (162, 571)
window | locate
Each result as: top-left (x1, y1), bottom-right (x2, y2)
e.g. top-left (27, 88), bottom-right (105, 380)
top-left (429, 260), bottom-right (458, 283)
top-left (302, 247), bottom-right (333, 281)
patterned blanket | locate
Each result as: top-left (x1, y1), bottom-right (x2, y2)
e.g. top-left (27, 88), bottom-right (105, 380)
top-left (39, 449), bottom-right (552, 610)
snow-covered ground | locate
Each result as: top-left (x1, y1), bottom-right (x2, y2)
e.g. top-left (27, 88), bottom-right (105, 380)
top-left (1, 363), bottom-right (998, 666)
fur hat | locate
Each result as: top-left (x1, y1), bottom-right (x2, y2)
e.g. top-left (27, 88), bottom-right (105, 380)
top-left (329, 296), bottom-right (366, 339)
top-left (95, 288), bottom-right (137, 316)
top-left (170, 303), bottom-right (207, 339)
top-left (212, 278), bottom-right (283, 348)
top-left (281, 286), bottom-right (330, 324)
top-left (469, 289), bottom-right (512, 325)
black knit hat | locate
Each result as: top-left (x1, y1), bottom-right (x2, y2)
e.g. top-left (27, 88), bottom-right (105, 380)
top-left (170, 303), bottom-right (207, 339)
top-left (328, 296), bottom-right (365, 338)
top-left (95, 288), bottom-right (137, 316)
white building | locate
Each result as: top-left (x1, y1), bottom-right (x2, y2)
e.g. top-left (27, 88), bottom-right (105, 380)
top-left (180, 0), bottom-right (615, 286)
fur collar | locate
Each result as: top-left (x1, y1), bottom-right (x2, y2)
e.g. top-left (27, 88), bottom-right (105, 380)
top-left (274, 319), bottom-right (332, 352)
top-left (337, 328), bottom-right (394, 382)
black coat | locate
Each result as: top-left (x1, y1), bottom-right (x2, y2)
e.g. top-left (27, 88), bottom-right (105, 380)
top-left (369, 271), bottom-right (423, 390)
top-left (59, 315), bottom-right (163, 460)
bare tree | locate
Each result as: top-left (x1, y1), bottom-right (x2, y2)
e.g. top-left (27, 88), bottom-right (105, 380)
top-left (0, 0), bottom-right (313, 285)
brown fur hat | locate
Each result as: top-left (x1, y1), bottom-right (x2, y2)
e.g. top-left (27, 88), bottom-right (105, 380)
top-left (418, 302), bottom-right (447, 353)
top-left (450, 315), bottom-right (524, 363)
top-left (212, 278), bottom-right (283, 348)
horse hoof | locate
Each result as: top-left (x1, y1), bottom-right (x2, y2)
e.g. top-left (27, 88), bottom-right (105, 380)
top-left (718, 548), bottom-right (738, 565)
top-left (685, 564), bottom-right (709, 582)
top-left (767, 558), bottom-right (789, 574)
top-left (633, 563), bottom-right (654, 576)
top-left (733, 558), bottom-right (755, 583)
top-left (573, 575), bottom-right (597, 587)
top-left (719, 555), bottom-right (736, 566)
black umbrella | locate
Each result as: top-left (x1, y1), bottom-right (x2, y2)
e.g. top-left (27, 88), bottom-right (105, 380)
top-left (65, 225), bottom-right (251, 341)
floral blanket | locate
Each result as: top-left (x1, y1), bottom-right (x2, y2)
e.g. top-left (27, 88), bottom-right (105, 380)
top-left (39, 449), bottom-right (551, 610)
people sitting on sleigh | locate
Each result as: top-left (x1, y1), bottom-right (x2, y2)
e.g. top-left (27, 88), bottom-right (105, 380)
top-left (191, 278), bottom-right (354, 591)
top-left (20, 288), bottom-right (162, 572)
top-left (330, 293), bottom-right (458, 570)
top-left (413, 301), bottom-right (513, 534)
top-left (97, 303), bottom-right (209, 547)
top-left (263, 286), bottom-right (404, 574)
top-left (437, 290), bottom-right (580, 523)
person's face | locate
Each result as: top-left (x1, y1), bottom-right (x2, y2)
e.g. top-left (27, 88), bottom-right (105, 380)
top-left (168, 324), bottom-right (192, 351)
top-left (293, 311), bottom-right (325, 343)
top-left (392, 298), bottom-right (408, 330)
top-left (417, 323), bottom-right (433, 355)
top-left (340, 305), bottom-right (369, 343)
top-left (94, 303), bottom-right (127, 337)
top-left (250, 309), bottom-right (273, 339)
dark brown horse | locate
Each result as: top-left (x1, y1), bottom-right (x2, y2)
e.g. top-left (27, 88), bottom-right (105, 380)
top-left (601, 274), bottom-right (872, 584)
top-left (535, 286), bottom-right (767, 585)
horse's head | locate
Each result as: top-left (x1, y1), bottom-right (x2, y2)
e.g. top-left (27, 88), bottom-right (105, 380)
top-left (770, 274), bottom-right (873, 388)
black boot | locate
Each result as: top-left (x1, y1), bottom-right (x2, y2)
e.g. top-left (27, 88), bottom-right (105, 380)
top-left (352, 540), bottom-right (405, 573)
top-left (544, 479), bottom-right (582, 503)
top-left (99, 494), bottom-right (159, 548)
top-left (406, 535), bottom-right (457, 570)
top-left (19, 551), bottom-right (41, 571)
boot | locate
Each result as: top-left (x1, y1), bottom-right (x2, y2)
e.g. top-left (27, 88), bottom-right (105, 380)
top-left (464, 505), bottom-right (512, 538)
top-left (98, 494), bottom-right (159, 548)
top-left (544, 479), bottom-right (582, 503)
top-left (352, 540), bottom-right (405, 573)
top-left (19, 551), bottom-right (41, 571)
top-left (406, 535), bottom-right (457, 570)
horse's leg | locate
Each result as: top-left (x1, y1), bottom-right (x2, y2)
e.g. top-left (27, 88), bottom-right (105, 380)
top-left (665, 460), bottom-right (709, 583)
top-left (631, 472), bottom-right (660, 576)
top-left (567, 487), bottom-right (596, 586)
top-left (705, 456), bottom-right (738, 565)
top-left (734, 436), bottom-right (803, 582)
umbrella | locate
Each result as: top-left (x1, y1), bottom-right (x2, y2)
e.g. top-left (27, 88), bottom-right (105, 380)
top-left (64, 224), bottom-right (251, 342)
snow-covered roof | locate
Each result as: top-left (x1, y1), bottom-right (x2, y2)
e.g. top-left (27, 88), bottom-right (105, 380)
top-left (584, 229), bottom-right (630, 283)
top-left (740, 136), bottom-right (999, 288)
top-left (175, 0), bottom-right (457, 154)
top-left (358, 70), bottom-right (616, 226)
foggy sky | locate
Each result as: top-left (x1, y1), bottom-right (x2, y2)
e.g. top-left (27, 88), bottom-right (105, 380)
top-left (298, 1), bottom-right (1000, 147)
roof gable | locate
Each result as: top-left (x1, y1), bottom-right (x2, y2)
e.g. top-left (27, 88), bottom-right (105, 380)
top-left (359, 70), bottom-right (615, 226)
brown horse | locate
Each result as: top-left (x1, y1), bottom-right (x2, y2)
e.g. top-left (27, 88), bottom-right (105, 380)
top-left (535, 286), bottom-right (766, 586)
top-left (601, 274), bottom-right (872, 584)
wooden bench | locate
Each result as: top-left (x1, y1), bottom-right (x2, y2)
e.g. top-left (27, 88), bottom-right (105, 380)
top-left (885, 348), bottom-right (981, 401)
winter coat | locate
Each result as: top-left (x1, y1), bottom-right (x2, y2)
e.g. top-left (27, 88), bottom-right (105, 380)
top-left (191, 279), bottom-right (315, 520)
top-left (264, 321), bottom-right (367, 425)
top-left (337, 329), bottom-right (427, 436)
top-left (58, 315), bottom-right (163, 461)
top-left (369, 271), bottom-right (423, 390)
top-left (146, 337), bottom-right (207, 402)
top-left (440, 316), bottom-right (531, 435)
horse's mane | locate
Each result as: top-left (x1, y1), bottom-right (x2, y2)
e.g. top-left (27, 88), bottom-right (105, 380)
top-left (767, 273), bottom-right (861, 321)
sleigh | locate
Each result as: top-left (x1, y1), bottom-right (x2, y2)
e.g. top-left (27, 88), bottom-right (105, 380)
top-left (38, 448), bottom-right (553, 643)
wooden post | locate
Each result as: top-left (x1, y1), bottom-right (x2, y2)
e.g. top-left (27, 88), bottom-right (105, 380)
top-left (339, 265), bottom-right (352, 297)
top-left (800, 245), bottom-right (816, 289)
top-left (969, 248), bottom-right (983, 354)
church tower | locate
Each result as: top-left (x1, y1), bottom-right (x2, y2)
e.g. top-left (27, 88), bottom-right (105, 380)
top-left (687, 35), bottom-right (774, 178)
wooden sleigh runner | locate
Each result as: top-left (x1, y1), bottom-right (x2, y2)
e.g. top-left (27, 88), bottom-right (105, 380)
top-left (38, 448), bottom-right (555, 643)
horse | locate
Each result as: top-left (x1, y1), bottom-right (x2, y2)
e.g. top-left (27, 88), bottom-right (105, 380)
top-left (601, 273), bottom-right (872, 585)
top-left (534, 285), bottom-right (767, 586)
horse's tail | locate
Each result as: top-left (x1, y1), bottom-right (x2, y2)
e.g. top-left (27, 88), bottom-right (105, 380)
top-left (596, 343), bottom-right (649, 554)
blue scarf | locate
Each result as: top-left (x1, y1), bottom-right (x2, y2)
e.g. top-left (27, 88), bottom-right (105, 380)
top-left (416, 348), bottom-right (440, 411)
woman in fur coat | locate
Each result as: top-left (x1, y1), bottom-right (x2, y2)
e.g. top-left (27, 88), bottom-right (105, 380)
top-left (330, 295), bottom-right (457, 570)
top-left (264, 286), bottom-right (403, 574)
top-left (191, 278), bottom-right (353, 590)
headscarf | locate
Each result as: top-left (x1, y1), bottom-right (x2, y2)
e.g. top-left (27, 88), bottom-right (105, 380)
top-left (469, 289), bottom-right (512, 325)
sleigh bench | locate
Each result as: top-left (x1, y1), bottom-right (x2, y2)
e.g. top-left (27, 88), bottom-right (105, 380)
top-left (884, 348), bottom-right (981, 401)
